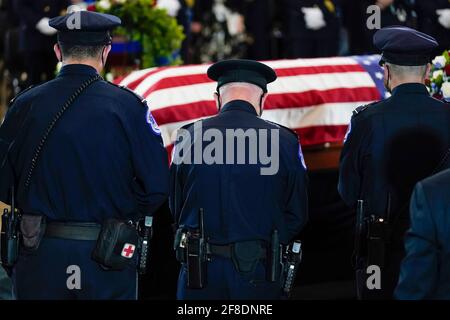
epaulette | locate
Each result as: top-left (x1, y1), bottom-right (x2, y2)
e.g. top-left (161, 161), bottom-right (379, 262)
top-left (9, 85), bottom-right (34, 105)
top-left (265, 120), bottom-right (298, 139)
top-left (352, 101), bottom-right (377, 116)
top-left (179, 120), bottom-right (199, 131)
top-left (173, 121), bottom-right (199, 145)
top-left (108, 81), bottom-right (146, 106)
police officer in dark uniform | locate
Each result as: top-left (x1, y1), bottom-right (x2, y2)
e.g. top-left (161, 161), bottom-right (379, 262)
top-left (0, 10), bottom-right (169, 299)
top-left (170, 59), bottom-right (308, 300)
top-left (396, 168), bottom-right (450, 299)
top-left (14, 0), bottom-right (70, 86)
top-left (416, 0), bottom-right (450, 55)
top-left (338, 26), bottom-right (450, 299)
top-left (280, 0), bottom-right (340, 58)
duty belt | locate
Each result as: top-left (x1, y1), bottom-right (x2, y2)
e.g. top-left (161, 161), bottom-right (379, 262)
top-left (45, 222), bottom-right (101, 241)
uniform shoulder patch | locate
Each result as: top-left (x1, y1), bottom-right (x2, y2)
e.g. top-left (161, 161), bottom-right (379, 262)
top-left (352, 101), bottom-right (378, 117)
top-left (145, 104), bottom-right (161, 135)
top-left (108, 82), bottom-right (162, 135)
top-left (298, 143), bottom-right (307, 170)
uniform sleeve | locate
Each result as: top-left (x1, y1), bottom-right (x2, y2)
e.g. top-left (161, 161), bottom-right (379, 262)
top-left (169, 130), bottom-right (188, 224)
top-left (0, 101), bottom-right (29, 203)
top-left (126, 101), bottom-right (169, 216)
top-left (283, 139), bottom-right (309, 242)
top-left (395, 182), bottom-right (439, 300)
top-left (338, 115), bottom-right (369, 207)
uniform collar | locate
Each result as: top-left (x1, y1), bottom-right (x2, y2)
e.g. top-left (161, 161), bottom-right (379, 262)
top-left (391, 83), bottom-right (429, 96)
top-left (57, 64), bottom-right (99, 77)
top-left (220, 100), bottom-right (258, 116)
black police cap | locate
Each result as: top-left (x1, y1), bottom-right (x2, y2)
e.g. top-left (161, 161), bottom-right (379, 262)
top-left (374, 26), bottom-right (438, 66)
top-left (207, 59), bottom-right (277, 93)
top-left (49, 10), bottom-right (121, 46)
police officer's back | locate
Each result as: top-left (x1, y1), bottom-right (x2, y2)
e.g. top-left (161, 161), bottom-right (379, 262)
top-left (0, 11), bottom-right (169, 299)
top-left (338, 26), bottom-right (450, 299)
top-left (170, 60), bottom-right (308, 299)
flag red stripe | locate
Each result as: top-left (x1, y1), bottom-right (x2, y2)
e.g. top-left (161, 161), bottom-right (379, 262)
top-left (294, 124), bottom-right (348, 146)
top-left (125, 67), bottom-right (171, 90)
top-left (152, 87), bottom-right (378, 125)
top-left (141, 64), bottom-right (365, 98)
top-left (265, 87), bottom-right (380, 109)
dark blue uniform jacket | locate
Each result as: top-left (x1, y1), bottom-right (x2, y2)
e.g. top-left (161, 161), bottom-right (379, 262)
top-left (170, 100), bottom-right (308, 245)
top-left (339, 83), bottom-right (450, 222)
top-left (396, 169), bottom-right (450, 299)
top-left (0, 64), bottom-right (169, 223)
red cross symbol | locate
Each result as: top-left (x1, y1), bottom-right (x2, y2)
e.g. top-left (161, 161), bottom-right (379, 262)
top-left (121, 243), bottom-right (135, 258)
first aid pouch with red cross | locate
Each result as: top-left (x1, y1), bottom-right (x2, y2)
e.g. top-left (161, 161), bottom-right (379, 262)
top-left (92, 218), bottom-right (140, 271)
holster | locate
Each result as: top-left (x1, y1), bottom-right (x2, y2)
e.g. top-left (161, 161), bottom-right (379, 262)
top-left (367, 215), bottom-right (388, 268)
top-left (355, 216), bottom-right (389, 300)
top-left (231, 241), bottom-right (265, 274)
top-left (1, 207), bottom-right (21, 268)
top-left (92, 218), bottom-right (140, 271)
top-left (20, 214), bottom-right (46, 251)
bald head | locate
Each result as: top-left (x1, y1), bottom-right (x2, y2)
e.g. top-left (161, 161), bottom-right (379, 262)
top-left (215, 82), bottom-right (267, 115)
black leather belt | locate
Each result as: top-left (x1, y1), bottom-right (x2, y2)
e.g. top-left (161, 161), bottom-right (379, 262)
top-left (208, 243), bottom-right (267, 259)
top-left (45, 222), bottom-right (101, 241)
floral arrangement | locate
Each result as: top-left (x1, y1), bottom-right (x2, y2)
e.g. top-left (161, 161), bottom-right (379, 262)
top-left (427, 50), bottom-right (450, 102)
top-left (94, 0), bottom-right (185, 68)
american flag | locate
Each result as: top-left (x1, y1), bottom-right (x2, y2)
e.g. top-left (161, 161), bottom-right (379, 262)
top-left (117, 55), bottom-right (387, 151)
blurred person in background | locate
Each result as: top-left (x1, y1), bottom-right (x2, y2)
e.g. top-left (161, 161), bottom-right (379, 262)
top-left (1, 0), bottom-right (23, 107)
top-left (14, 0), bottom-right (70, 87)
top-left (342, 0), bottom-right (417, 55)
top-left (241, 0), bottom-right (273, 60)
top-left (190, 0), bottom-right (248, 63)
top-left (156, 0), bottom-right (194, 63)
top-left (365, 0), bottom-right (417, 53)
top-left (416, 0), bottom-right (450, 55)
top-left (280, 0), bottom-right (341, 59)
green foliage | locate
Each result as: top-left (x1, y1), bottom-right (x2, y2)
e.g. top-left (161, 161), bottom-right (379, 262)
top-left (444, 50), bottom-right (450, 65)
top-left (97, 0), bottom-right (185, 68)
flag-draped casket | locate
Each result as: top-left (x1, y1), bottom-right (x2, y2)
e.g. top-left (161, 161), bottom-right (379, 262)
top-left (117, 55), bottom-right (387, 169)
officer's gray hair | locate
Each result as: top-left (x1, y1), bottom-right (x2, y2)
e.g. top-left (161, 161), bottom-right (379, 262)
top-left (60, 44), bottom-right (104, 61)
top-left (219, 82), bottom-right (264, 96)
top-left (385, 62), bottom-right (428, 79)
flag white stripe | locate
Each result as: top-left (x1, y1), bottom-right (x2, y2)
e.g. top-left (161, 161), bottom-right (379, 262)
top-left (118, 67), bottom-right (157, 87)
top-left (263, 57), bottom-right (359, 69)
top-left (125, 57), bottom-right (361, 96)
top-left (146, 72), bottom-right (375, 111)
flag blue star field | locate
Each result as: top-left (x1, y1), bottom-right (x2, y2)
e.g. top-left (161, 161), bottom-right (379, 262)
top-left (353, 55), bottom-right (389, 99)
top-left (117, 55), bottom-right (387, 151)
